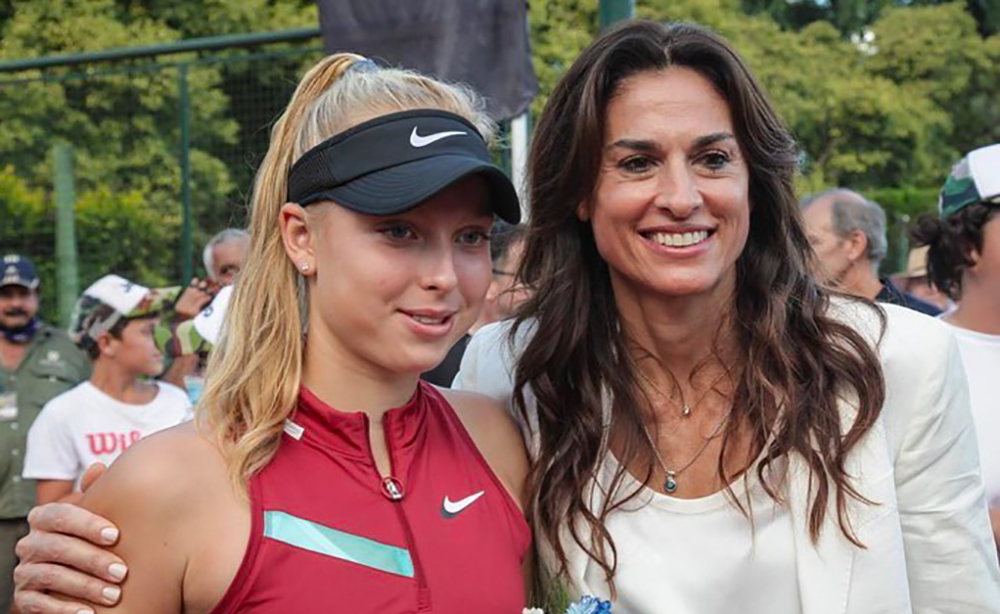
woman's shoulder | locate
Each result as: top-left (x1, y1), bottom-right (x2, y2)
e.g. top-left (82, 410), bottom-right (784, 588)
top-left (79, 421), bottom-right (251, 611)
top-left (828, 297), bottom-right (967, 455)
top-left (827, 298), bottom-right (957, 376)
top-left (81, 422), bottom-right (229, 522)
top-left (438, 387), bottom-right (521, 440)
top-left (437, 387), bottom-right (528, 510)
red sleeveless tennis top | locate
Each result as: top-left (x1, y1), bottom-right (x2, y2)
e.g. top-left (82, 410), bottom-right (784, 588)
top-left (210, 382), bottom-right (530, 614)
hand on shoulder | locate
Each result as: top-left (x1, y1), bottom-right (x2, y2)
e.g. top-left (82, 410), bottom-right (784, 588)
top-left (78, 422), bottom-right (243, 613)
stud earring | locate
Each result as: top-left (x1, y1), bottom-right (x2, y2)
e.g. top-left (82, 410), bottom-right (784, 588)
top-left (299, 262), bottom-right (310, 272)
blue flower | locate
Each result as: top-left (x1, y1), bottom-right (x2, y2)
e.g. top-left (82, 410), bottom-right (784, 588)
top-left (565, 595), bottom-right (612, 614)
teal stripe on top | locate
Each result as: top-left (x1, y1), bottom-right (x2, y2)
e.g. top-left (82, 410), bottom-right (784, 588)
top-left (263, 510), bottom-right (415, 578)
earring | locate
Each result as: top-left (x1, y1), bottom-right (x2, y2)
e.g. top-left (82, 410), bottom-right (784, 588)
top-left (299, 262), bottom-right (310, 272)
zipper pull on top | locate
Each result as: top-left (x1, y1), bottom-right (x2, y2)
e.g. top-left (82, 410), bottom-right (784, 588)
top-left (381, 476), bottom-right (405, 501)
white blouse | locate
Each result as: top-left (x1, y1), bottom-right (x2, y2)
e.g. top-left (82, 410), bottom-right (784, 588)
top-left (585, 454), bottom-right (801, 614)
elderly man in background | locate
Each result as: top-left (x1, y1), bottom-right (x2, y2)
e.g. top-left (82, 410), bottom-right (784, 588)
top-left (0, 255), bottom-right (89, 612)
top-left (801, 188), bottom-right (941, 315)
top-left (202, 228), bottom-right (249, 287)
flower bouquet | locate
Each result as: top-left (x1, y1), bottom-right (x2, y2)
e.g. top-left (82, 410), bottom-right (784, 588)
top-left (523, 595), bottom-right (613, 614)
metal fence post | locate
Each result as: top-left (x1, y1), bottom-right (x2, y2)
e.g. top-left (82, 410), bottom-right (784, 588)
top-left (52, 141), bottom-right (78, 327)
top-left (599, 0), bottom-right (635, 29)
top-left (178, 64), bottom-right (193, 284)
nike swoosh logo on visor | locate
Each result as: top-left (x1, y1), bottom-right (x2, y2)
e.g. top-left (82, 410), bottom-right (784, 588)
top-left (441, 490), bottom-right (485, 518)
top-left (410, 127), bottom-right (468, 148)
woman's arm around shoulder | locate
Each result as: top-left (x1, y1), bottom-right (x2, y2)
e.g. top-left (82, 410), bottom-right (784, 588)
top-left (81, 422), bottom-right (247, 614)
top-left (878, 304), bottom-right (1000, 611)
top-left (438, 388), bottom-right (529, 513)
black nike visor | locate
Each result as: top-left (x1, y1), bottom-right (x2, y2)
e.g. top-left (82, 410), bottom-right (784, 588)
top-left (287, 109), bottom-right (521, 224)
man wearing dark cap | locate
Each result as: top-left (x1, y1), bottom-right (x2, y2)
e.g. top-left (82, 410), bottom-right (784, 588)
top-left (0, 254), bottom-right (89, 610)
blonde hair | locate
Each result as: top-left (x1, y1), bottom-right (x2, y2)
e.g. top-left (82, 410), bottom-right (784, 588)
top-left (197, 54), bottom-right (495, 490)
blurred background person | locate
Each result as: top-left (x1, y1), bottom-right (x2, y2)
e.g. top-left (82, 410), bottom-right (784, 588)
top-left (0, 254), bottom-right (89, 612)
top-left (422, 222), bottom-right (528, 387)
top-left (892, 245), bottom-right (953, 312)
top-left (158, 227), bottom-right (243, 389)
top-left (159, 285), bottom-right (233, 407)
top-left (157, 275), bottom-right (217, 389)
top-left (22, 275), bottom-right (190, 505)
top-left (482, 222), bottom-right (528, 327)
top-left (802, 189), bottom-right (941, 315)
top-left (202, 228), bottom-right (250, 287)
top-left (911, 142), bottom-right (1000, 546)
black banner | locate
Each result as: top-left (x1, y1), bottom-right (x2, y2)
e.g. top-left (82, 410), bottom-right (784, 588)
top-left (316, 0), bottom-right (538, 120)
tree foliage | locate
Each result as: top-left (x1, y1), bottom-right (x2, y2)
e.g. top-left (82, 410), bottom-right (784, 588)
top-left (0, 0), bottom-right (317, 303)
top-left (741, 0), bottom-right (999, 36)
top-left (0, 165), bottom-right (178, 322)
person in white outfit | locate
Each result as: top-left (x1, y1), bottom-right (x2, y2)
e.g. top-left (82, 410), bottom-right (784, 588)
top-left (457, 21), bottom-right (999, 614)
top-left (911, 142), bottom-right (1000, 547)
top-left (8, 21), bottom-right (1000, 614)
top-left (23, 276), bottom-right (190, 504)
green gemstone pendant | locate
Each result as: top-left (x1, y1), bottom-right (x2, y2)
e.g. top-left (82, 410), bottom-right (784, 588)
top-left (664, 472), bottom-right (678, 493)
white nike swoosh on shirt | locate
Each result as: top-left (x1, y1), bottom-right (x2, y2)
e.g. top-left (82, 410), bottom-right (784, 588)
top-left (410, 127), bottom-right (467, 148)
top-left (441, 491), bottom-right (485, 517)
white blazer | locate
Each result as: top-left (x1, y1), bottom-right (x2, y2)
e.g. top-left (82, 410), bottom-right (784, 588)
top-left (454, 301), bottom-right (1000, 614)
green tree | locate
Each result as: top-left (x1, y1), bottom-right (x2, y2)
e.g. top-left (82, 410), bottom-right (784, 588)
top-left (0, 0), bottom-right (237, 228)
top-left (740, 0), bottom-right (998, 36)
top-left (868, 3), bottom-right (999, 159)
top-left (0, 165), bottom-right (178, 323)
top-left (528, 0), bottom-right (598, 118)
top-left (0, 0), bottom-right (319, 282)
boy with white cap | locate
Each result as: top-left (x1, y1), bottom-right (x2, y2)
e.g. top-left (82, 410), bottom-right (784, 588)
top-left (911, 142), bottom-right (1000, 544)
top-left (22, 275), bottom-right (190, 504)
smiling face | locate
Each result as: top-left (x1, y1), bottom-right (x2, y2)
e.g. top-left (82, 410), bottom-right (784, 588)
top-left (585, 67), bottom-right (751, 303)
top-left (291, 176), bottom-right (494, 377)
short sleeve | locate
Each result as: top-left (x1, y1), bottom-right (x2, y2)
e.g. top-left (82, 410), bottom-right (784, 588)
top-left (22, 395), bottom-right (81, 481)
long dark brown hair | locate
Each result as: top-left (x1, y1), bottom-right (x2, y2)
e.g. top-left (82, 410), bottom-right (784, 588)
top-left (512, 21), bottom-right (886, 590)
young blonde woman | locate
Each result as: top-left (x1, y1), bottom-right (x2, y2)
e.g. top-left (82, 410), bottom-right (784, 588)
top-left (13, 53), bottom-right (530, 614)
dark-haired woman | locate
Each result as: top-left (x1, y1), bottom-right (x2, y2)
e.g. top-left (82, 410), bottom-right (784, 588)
top-left (11, 21), bottom-right (1000, 614)
top-left (911, 142), bottom-right (1000, 547)
top-left (458, 21), bottom-right (999, 614)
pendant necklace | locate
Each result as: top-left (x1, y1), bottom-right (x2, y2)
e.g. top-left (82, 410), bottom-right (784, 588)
top-left (640, 404), bottom-right (732, 494)
top-left (635, 369), bottom-right (727, 420)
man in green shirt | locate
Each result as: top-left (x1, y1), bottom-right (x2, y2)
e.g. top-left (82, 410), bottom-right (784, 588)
top-left (0, 255), bottom-right (89, 611)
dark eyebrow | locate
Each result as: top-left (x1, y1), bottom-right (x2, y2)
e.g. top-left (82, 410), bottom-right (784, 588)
top-left (691, 132), bottom-right (736, 149)
top-left (606, 132), bottom-right (736, 153)
top-left (606, 139), bottom-right (660, 153)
